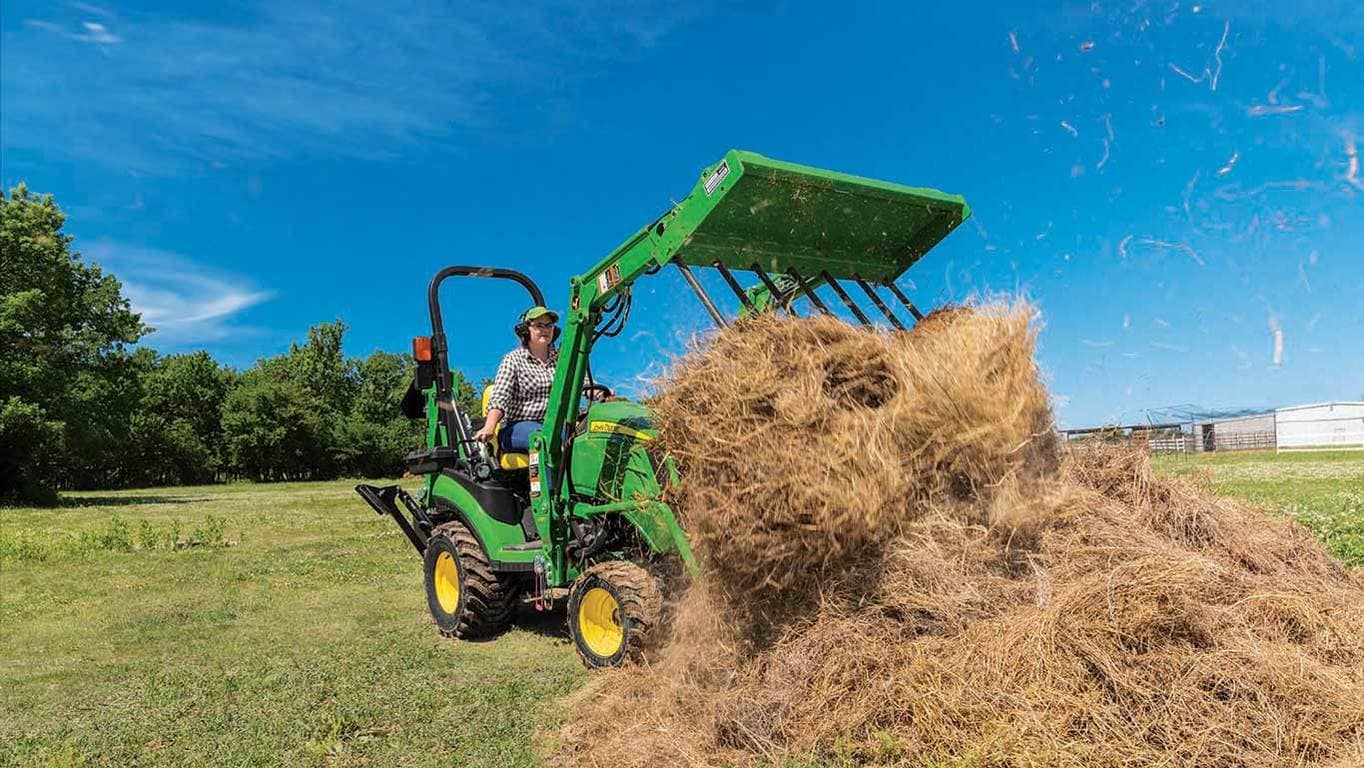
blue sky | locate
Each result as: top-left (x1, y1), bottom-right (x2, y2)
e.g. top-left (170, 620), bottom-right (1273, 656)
top-left (3, 0), bottom-right (1361, 427)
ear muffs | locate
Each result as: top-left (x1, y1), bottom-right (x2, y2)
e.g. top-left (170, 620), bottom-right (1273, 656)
top-left (514, 311), bottom-right (561, 344)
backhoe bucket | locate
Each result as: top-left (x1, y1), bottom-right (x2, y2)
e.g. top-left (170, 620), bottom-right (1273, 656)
top-left (669, 150), bottom-right (970, 283)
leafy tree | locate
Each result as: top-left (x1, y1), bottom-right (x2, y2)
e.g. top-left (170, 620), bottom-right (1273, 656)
top-left (331, 412), bottom-right (413, 478)
top-left (1, 184), bottom-right (146, 502)
top-left (144, 352), bottom-right (235, 441)
top-left (0, 397), bottom-right (64, 504)
top-left (352, 350), bottom-right (410, 425)
top-left (2, 184), bottom-right (494, 492)
top-left (331, 349), bottom-right (420, 476)
top-left (451, 369), bottom-right (487, 417)
top-left (221, 374), bottom-right (329, 481)
top-left (127, 351), bottom-right (237, 485)
top-left (288, 320), bottom-right (356, 416)
top-left (67, 347), bottom-right (160, 489)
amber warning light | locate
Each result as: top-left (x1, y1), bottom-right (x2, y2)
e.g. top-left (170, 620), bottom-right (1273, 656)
top-left (412, 336), bottom-right (433, 362)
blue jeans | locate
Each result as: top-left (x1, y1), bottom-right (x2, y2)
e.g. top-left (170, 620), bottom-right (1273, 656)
top-left (499, 420), bottom-right (541, 453)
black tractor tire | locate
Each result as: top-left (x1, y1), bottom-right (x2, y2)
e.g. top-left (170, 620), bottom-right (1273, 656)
top-left (566, 561), bottom-right (662, 668)
top-left (423, 522), bottom-right (519, 640)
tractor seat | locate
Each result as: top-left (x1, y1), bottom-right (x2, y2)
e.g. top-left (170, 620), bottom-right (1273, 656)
top-left (498, 451), bottom-right (530, 471)
top-left (481, 386), bottom-right (531, 471)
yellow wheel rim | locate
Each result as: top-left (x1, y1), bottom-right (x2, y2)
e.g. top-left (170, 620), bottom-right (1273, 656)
top-left (434, 550), bottom-right (460, 614)
top-left (577, 587), bottom-right (624, 658)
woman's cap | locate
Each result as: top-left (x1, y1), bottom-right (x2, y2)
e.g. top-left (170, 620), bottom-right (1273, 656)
top-left (523, 306), bottom-right (558, 324)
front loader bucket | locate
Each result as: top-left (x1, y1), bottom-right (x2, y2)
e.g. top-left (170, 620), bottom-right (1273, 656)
top-left (653, 150), bottom-right (969, 327)
top-left (669, 150), bottom-right (970, 283)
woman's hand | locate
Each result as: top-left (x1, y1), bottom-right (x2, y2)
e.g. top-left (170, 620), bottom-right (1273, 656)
top-left (584, 384), bottom-right (614, 403)
top-left (475, 408), bottom-right (503, 443)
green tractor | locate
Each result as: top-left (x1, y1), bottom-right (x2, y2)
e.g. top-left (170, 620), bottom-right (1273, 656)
top-left (356, 150), bottom-right (969, 667)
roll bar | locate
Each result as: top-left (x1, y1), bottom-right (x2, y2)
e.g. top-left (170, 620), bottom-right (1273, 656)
top-left (426, 266), bottom-right (546, 449)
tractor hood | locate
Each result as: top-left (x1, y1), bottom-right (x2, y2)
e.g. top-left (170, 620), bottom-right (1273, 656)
top-left (570, 399), bottom-right (665, 502)
top-left (580, 399), bottom-right (657, 441)
top-left (664, 150), bottom-right (970, 283)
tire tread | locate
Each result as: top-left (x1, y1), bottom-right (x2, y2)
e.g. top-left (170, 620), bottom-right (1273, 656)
top-left (568, 560), bottom-right (663, 668)
top-left (427, 521), bottom-right (518, 639)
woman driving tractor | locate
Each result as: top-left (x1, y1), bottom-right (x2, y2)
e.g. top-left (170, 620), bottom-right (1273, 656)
top-left (475, 305), bottom-right (609, 453)
top-left (473, 305), bottom-right (561, 453)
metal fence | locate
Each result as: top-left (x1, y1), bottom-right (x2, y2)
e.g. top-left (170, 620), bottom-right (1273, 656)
top-left (1059, 423), bottom-right (1194, 455)
top-left (1146, 433), bottom-right (1193, 454)
top-left (1210, 431), bottom-right (1277, 452)
top-left (1059, 427), bottom-right (1279, 455)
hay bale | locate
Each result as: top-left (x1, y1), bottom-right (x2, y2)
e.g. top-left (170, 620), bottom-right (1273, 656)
top-left (550, 303), bottom-right (1364, 768)
top-left (654, 305), bottom-right (1057, 606)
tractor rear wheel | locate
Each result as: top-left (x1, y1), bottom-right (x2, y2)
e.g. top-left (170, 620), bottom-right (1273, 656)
top-left (567, 561), bottom-right (662, 668)
top-left (423, 522), bottom-right (518, 639)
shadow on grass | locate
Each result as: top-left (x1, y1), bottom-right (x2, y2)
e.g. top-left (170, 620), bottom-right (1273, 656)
top-left (60, 495), bottom-right (207, 508)
top-left (512, 602), bottom-right (570, 641)
top-left (444, 601), bottom-right (570, 644)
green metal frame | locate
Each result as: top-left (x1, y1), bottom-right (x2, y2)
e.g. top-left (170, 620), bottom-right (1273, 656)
top-left (527, 150), bottom-right (969, 585)
top-left (403, 150), bottom-right (969, 589)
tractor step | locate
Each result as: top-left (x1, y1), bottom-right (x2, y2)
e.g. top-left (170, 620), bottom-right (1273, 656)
top-left (503, 542), bottom-right (544, 552)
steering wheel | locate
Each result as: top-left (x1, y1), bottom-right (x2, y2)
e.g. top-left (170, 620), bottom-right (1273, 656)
top-left (583, 383), bottom-right (614, 403)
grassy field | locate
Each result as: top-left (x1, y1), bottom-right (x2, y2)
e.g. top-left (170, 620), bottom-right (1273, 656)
top-left (1, 481), bottom-right (581, 768)
top-left (1152, 449), bottom-right (1364, 566)
top-left (3, 450), bottom-right (1361, 767)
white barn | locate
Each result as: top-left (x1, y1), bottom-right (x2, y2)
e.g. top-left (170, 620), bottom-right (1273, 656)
top-left (1275, 402), bottom-right (1364, 452)
top-left (1196, 412), bottom-right (1276, 452)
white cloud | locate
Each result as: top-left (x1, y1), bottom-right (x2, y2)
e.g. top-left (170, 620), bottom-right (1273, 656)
top-left (70, 3), bottom-right (115, 18)
top-left (82, 240), bottom-right (272, 346)
top-left (3, 1), bottom-right (696, 171)
top-left (76, 21), bottom-right (120, 44)
top-left (25, 19), bottom-right (121, 44)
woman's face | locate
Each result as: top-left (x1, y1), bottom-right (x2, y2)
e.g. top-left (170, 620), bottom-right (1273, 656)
top-left (527, 318), bottom-right (555, 348)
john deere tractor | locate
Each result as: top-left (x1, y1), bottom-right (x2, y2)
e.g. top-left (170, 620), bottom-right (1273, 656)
top-left (356, 150), bottom-right (969, 667)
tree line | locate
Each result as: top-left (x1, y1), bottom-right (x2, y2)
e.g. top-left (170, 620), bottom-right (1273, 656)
top-left (1, 184), bottom-right (478, 505)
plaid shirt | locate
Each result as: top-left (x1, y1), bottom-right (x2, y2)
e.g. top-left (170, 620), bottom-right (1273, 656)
top-left (488, 346), bottom-right (559, 423)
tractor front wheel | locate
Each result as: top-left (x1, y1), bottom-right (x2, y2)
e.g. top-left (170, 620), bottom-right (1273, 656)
top-left (567, 561), bottom-right (662, 668)
top-left (423, 522), bottom-right (518, 639)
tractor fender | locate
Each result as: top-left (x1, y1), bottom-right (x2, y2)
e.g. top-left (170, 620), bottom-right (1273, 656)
top-left (439, 469), bottom-right (522, 526)
top-left (427, 472), bottom-right (535, 572)
top-left (427, 495), bottom-right (490, 562)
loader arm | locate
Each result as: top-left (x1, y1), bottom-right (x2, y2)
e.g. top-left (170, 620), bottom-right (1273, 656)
top-left (531, 150), bottom-right (970, 578)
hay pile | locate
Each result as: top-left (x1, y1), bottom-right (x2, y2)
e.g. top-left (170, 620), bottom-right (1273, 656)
top-left (552, 304), bottom-right (1364, 768)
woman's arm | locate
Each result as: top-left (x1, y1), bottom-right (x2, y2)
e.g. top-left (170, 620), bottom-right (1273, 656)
top-left (474, 407), bottom-right (503, 442)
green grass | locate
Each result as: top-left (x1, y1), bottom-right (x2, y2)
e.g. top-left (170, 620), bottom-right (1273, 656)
top-left (2, 450), bottom-right (1360, 767)
top-left (1151, 449), bottom-right (1364, 567)
top-left (0, 480), bottom-right (583, 768)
